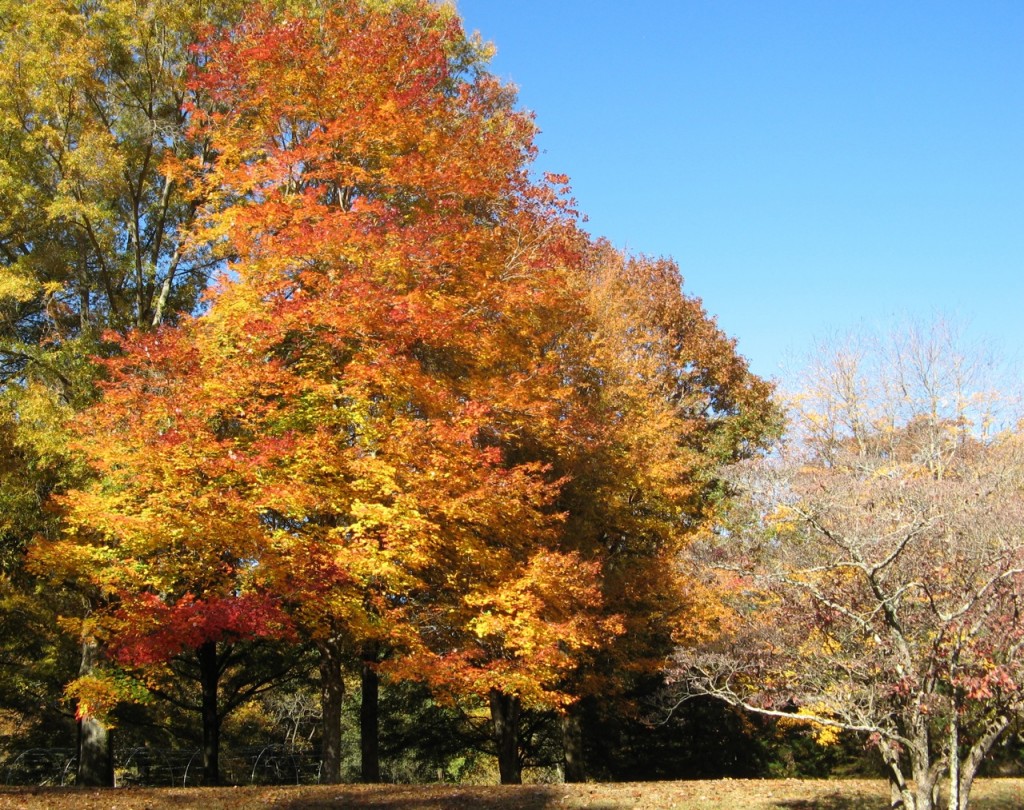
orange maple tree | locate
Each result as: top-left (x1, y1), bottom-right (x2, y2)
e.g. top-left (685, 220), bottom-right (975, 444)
top-left (32, 0), bottom-right (778, 786)
top-left (30, 322), bottom-right (299, 784)
top-left (179, 0), bottom-right (620, 783)
top-left (184, 0), bottom-right (634, 782)
top-left (34, 0), bottom-right (623, 785)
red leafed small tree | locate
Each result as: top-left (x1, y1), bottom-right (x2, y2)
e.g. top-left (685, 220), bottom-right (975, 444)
top-left (31, 325), bottom-right (296, 784)
top-left (665, 321), bottom-right (1024, 810)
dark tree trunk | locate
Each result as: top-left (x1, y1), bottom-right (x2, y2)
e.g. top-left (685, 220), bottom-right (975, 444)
top-left (197, 641), bottom-right (222, 786)
top-left (489, 689), bottom-right (522, 784)
top-left (561, 704), bottom-right (586, 783)
top-left (360, 654), bottom-right (380, 783)
top-left (76, 717), bottom-right (114, 787)
top-left (318, 640), bottom-right (345, 784)
top-left (76, 639), bottom-right (113, 787)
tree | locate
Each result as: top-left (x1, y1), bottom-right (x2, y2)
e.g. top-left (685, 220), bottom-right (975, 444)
top-left (665, 320), bottom-right (1024, 810)
top-left (530, 242), bottom-right (778, 782)
top-left (0, 0), bottom-right (251, 783)
top-left (29, 323), bottom-right (298, 784)
top-left (178, 0), bottom-right (596, 784)
top-left (0, 0), bottom-right (240, 366)
top-left (30, 0), bottom-right (612, 786)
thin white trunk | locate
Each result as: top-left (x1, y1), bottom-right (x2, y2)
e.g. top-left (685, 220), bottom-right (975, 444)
top-left (957, 713), bottom-right (1012, 810)
top-left (948, 708), bottom-right (960, 810)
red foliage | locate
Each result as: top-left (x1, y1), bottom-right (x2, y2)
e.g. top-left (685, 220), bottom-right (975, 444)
top-left (110, 592), bottom-right (294, 667)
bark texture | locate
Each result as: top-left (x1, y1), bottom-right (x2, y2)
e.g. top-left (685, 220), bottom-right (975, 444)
top-left (76, 639), bottom-right (113, 787)
top-left (360, 656), bottom-right (380, 783)
top-left (489, 689), bottom-right (522, 785)
top-left (318, 641), bottom-right (345, 785)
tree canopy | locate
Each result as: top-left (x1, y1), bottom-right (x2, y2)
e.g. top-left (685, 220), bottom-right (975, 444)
top-left (2, 0), bottom-right (785, 788)
top-left (667, 321), bottom-right (1024, 810)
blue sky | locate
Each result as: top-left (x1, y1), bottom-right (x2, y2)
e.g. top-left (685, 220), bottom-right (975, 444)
top-left (455, 1), bottom-right (1024, 383)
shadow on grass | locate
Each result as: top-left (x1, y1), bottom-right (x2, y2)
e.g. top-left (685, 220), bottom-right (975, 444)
top-left (954, 789), bottom-right (1024, 810)
top-left (271, 785), bottom-right (583, 810)
top-left (776, 801), bottom-right (888, 810)
top-left (0, 785), bottom-right (592, 810)
top-left (777, 783), bottom-right (1024, 810)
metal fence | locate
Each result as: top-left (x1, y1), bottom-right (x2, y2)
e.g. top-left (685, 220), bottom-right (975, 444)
top-left (3, 745), bottom-right (324, 787)
top-left (3, 748), bottom-right (77, 787)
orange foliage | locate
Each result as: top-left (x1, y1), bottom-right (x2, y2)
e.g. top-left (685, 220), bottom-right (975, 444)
top-left (31, 0), bottom-right (777, 723)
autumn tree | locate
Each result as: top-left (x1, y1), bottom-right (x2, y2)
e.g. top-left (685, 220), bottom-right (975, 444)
top-left (544, 242), bottom-right (778, 781)
top-left (179, 0), bottom-right (605, 784)
top-left (665, 320), bottom-right (1024, 810)
top-left (32, 0), bottom-right (616, 786)
top-left (0, 0), bottom-right (256, 783)
top-left (29, 323), bottom-right (302, 784)
top-left (178, 0), bottom-right (779, 785)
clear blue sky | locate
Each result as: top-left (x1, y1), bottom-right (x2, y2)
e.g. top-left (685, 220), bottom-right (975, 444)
top-left (455, 1), bottom-right (1024, 382)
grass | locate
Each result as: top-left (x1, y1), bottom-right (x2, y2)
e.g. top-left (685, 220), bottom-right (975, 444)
top-left (2, 778), bottom-right (1024, 809)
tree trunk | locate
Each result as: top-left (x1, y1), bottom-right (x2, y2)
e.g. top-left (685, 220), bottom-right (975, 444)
top-left (957, 713), bottom-right (1011, 810)
top-left (878, 739), bottom-right (915, 809)
top-left (76, 716), bottom-right (113, 787)
top-left (948, 706), bottom-right (960, 810)
top-left (318, 640), bottom-right (345, 785)
top-left (76, 639), bottom-right (113, 787)
top-left (360, 654), bottom-right (380, 783)
top-left (197, 641), bottom-right (222, 786)
top-left (489, 689), bottom-right (522, 785)
top-left (911, 750), bottom-right (938, 810)
top-left (561, 704), bottom-right (586, 783)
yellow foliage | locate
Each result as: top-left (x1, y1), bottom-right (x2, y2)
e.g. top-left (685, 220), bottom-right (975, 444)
top-left (774, 703), bottom-right (842, 747)
top-left (0, 268), bottom-right (39, 303)
top-left (64, 671), bottom-right (148, 726)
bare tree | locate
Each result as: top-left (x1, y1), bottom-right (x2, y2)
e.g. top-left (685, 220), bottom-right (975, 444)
top-left (663, 320), bottom-right (1024, 810)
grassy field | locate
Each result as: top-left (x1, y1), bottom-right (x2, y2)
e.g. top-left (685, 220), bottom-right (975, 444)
top-left (2, 779), bottom-right (1024, 809)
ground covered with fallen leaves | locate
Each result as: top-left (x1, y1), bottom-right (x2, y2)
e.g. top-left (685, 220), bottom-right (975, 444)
top-left (2, 779), bottom-right (1024, 809)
